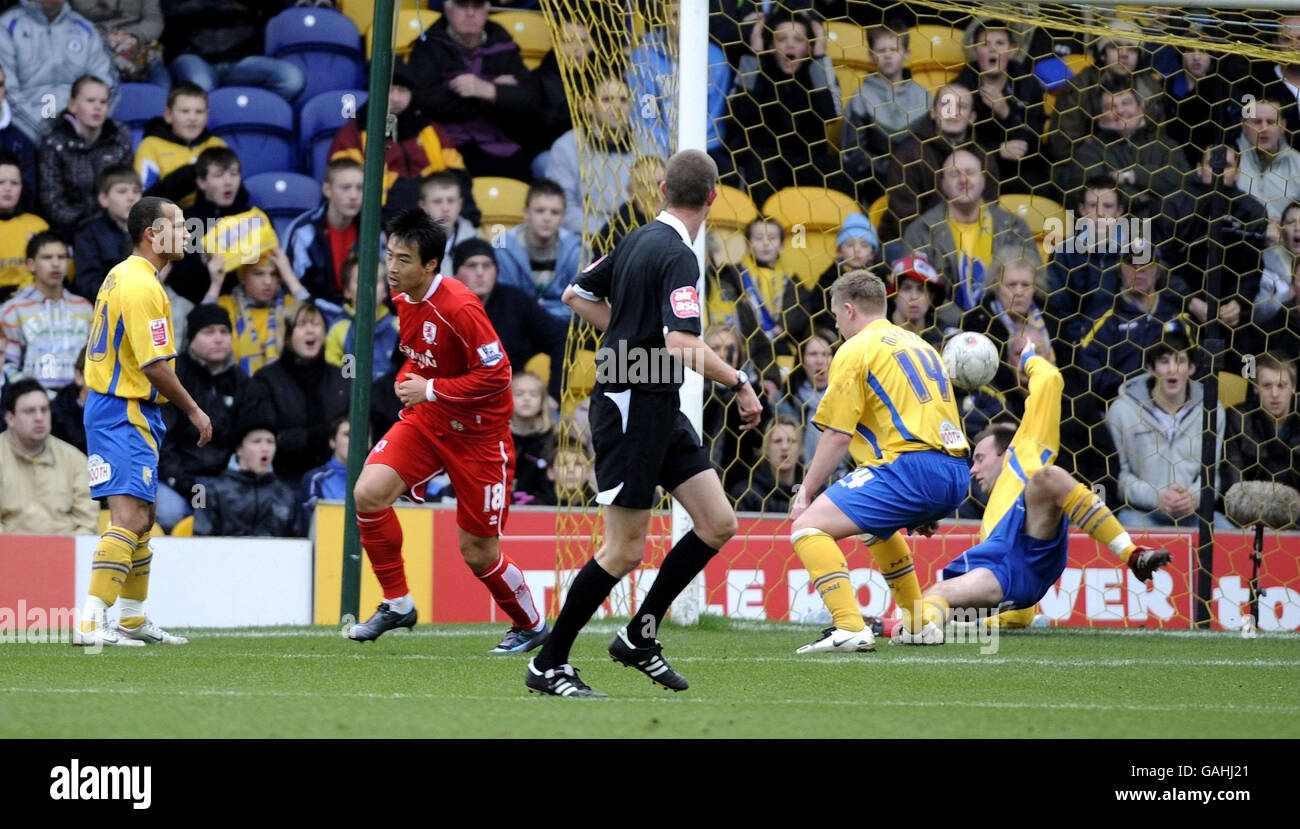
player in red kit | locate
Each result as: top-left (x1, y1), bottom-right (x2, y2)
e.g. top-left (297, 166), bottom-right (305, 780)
top-left (349, 208), bottom-right (547, 653)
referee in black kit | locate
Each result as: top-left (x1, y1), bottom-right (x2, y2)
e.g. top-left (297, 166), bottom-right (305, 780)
top-left (525, 149), bottom-right (763, 697)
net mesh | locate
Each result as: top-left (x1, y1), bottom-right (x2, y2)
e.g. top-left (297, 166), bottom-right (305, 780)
top-left (535, 0), bottom-right (1300, 630)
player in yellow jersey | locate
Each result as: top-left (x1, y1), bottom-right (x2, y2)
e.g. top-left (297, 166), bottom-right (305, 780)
top-left (74, 197), bottom-right (213, 649)
top-left (789, 270), bottom-right (970, 653)
top-left (900, 341), bottom-right (1173, 643)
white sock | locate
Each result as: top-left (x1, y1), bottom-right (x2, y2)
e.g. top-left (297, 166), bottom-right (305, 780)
top-left (81, 596), bottom-right (109, 631)
top-left (118, 598), bottom-right (145, 623)
top-left (1109, 532), bottom-right (1134, 558)
top-left (386, 595), bottom-right (413, 614)
top-left (530, 617), bottom-right (547, 633)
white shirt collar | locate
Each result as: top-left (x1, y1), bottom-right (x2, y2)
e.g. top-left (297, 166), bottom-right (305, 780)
top-left (417, 274), bottom-right (442, 302)
top-left (655, 210), bottom-right (698, 248)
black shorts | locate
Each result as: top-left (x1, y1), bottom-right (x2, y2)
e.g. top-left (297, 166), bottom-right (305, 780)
top-left (589, 387), bottom-right (712, 510)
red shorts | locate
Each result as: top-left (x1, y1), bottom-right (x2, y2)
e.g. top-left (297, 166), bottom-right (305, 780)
top-left (366, 414), bottom-right (515, 537)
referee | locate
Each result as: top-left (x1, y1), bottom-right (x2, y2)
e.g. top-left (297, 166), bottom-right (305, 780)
top-left (525, 149), bottom-right (762, 697)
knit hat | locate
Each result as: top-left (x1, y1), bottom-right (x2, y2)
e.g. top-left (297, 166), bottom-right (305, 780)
top-left (836, 212), bottom-right (879, 251)
top-left (452, 238), bottom-right (497, 274)
top-left (186, 303), bottom-right (232, 343)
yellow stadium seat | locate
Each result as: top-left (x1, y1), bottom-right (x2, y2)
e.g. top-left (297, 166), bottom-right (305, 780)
top-left (867, 195), bottom-right (888, 235)
top-left (825, 116), bottom-right (842, 150)
top-left (907, 25), bottom-right (966, 70)
top-left (339, 0), bottom-right (375, 33)
top-left (775, 354), bottom-right (796, 376)
top-left (524, 352), bottom-right (551, 387)
top-left (998, 194), bottom-right (1066, 245)
top-left (910, 66), bottom-right (959, 95)
top-left (472, 176), bottom-right (530, 229)
top-left (709, 184), bottom-right (759, 266)
top-left (366, 8), bottom-right (439, 59)
top-left (1062, 53), bottom-right (1093, 77)
top-left (170, 515), bottom-right (194, 537)
top-left (762, 187), bottom-right (859, 232)
top-left (565, 349), bottom-right (597, 400)
top-left (833, 65), bottom-right (867, 110)
top-left (490, 10), bottom-right (553, 70)
top-left (826, 21), bottom-right (873, 70)
top-left (1043, 90), bottom-right (1058, 117)
top-left (1220, 371), bottom-right (1248, 409)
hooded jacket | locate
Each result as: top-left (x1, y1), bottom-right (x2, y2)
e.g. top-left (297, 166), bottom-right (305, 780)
top-left (0, 1), bottom-right (119, 142)
top-left (37, 113), bottom-right (132, 236)
top-left (493, 222), bottom-right (583, 323)
top-left (193, 466), bottom-right (300, 538)
top-left (327, 100), bottom-right (464, 207)
top-left (1105, 372), bottom-right (1223, 512)
top-left (1076, 288), bottom-right (1186, 400)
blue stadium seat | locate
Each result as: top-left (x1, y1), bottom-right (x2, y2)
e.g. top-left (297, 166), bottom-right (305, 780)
top-left (207, 87), bottom-right (298, 177)
top-left (299, 89), bottom-right (368, 181)
top-left (113, 83), bottom-right (168, 148)
top-left (244, 172), bottom-right (322, 242)
top-left (265, 8), bottom-right (366, 109)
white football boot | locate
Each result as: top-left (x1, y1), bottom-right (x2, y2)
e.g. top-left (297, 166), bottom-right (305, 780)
top-left (116, 618), bottom-right (189, 645)
top-left (796, 626), bottom-right (876, 654)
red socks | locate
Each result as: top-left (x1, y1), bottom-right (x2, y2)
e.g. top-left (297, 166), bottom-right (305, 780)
top-left (357, 508), bottom-right (409, 598)
top-left (477, 554), bottom-right (541, 629)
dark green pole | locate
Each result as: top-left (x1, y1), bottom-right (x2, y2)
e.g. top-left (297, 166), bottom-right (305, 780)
top-left (341, 0), bottom-right (396, 623)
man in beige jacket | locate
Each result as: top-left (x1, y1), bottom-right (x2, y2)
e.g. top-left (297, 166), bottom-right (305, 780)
top-left (1, 377), bottom-right (98, 534)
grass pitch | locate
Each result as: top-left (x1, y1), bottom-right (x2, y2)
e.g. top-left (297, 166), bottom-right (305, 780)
top-left (3, 617), bottom-right (1297, 739)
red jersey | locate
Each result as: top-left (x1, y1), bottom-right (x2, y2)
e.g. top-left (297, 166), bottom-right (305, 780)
top-left (393, 275), bottom-right (512, 435)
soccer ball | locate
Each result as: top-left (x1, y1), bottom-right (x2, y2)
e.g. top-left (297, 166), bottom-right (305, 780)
top-left (942, 332), bottom-right (999, 390)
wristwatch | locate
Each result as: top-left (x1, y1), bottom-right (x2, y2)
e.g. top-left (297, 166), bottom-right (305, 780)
top-left (731, 369), bottom-right (750, 394)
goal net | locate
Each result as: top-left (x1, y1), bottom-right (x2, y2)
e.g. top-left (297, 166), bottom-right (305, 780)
top-left (538, 0), bottom-right (1300, 631)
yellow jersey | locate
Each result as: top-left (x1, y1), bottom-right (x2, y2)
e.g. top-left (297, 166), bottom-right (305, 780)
top-left (814, 317), bottom-right (968, 466)
top-left (980, 354), bottom-right (1064, 539)
top-left (0, 212), bottom-right (48, 291)
top-left (85, 255), bottom-right (177, 402)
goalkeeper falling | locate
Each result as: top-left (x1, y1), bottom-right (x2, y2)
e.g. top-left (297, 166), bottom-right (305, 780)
top-left (893, 337), bottom-right (1173, 643)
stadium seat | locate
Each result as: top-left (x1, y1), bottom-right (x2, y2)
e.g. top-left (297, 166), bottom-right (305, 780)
top-left (244, 172), bottom-right (322, 242)
top-left (708, 183), bottom-right (758, 265)
top-left (1220, 371), bottom-right (1248, 409)
top-left (1062, 53), bottom-right (1093, 76)
top-left (762, 187), bottom-right (859, 286)
top-left (912, 66), bottom-right (959, 94)
top-left (299, 89), bottom-right (368, 180)
top-left (489, 10), bottom-right (552, 70)
top-left (997, 194), bottom-right (1065, 246)
top-left (907, 25), bottom-right (966, 70)
top-left (564, 349), bottom-right (597, 409)
top-left (170, 515), bottom-right (195, 537)
top-left (207, 87), bottom-right (298, 177)
top-left (524, 352), bottom-right (550, 387)
top-left (867, 194), bottom-right (888, 235)
top-left (265, 8), bottom-right (366, 108)
top-left (832, 65), bottom-right (867, 110)
top-left (826, 20), bottom-right (872, 70)
top-left (339, 0), bottom-right (375, 33)
top-left (366, 9), bottom-right (440, 59)
top-left (472, 177), bottom-right (530, 229)
top-left (113, 83), bottom-right (167, 148)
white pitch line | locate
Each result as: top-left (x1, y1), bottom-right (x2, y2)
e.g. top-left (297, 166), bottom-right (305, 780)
top-left (1, 686), bottom-right (1296, 715)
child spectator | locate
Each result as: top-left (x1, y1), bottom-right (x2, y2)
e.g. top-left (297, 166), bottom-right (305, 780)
top-left (73, 164), bottom-right (139, 300)
top-left (299, 414), bottom-right (351, 521)
top-left (211, 248), bottom-right (297, 376)
top-left (0, 1), bottom-right (118, 143)
top-left (729, 417), bottom-right (803, 514)
top-left (723, 9), bottom-right (850, 207)
top-left (284, 158), bottom-right (363, 307)
top-left (705, 218), bottom-right (789, 396)
top-left (840, 20), bottom-right (930, 193)
top-left (252, 301), bottom-right (349, 487)
top-left (328, 61), bottom-right (465, 215)
top-left (0, 376), bottom-right (98, 535)
top-left (778, 329), bottom-right (836, 469)
top-left (157, 303), bottom-right (271, 531)
top-left (37, 74), bottom-right (132, 240)
top-left (1222, 354), bottom-right (1300, 497)
top-left (1105, 327), bottom-right (1228, 529)
top-left (510, 371), bottom-right (558, 506)
top-left (136, 81), bottom-right (226, 203)
top-left (0, 65), bottom-right (37, 211)
top-left (593, 155), bottom-right (664, 257)
top-left (165, 145), bottom-right (255, 304)
top-left (701, 321), bottom-right (770, 490)
top-left (1235, 99), bottom-right (1300, 223)
top-left (887, 251), bottom-right (948, 351)
top-left (50, 344), bottom-right (87, 453)
top-left (784, 212), bottom-right (881, 344)
top-left (194, 421), bottom-right (302, 537)
top-left (1, 232), bottom-right (92, 390)
top-left (494, 178), bottom-right (582, 322)
top-left (406, 0), bottom-right (540, 180)
top-left (324, 255), bottom-right (399, 381)
top-left (0, 152), bottom-right (47, 301)
top-left (418, 171), bottom-right (478, 277)
top-left (539, 443), bottom-right (595, 507)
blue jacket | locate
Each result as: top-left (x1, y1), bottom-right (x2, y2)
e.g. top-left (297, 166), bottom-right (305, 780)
top-left (1076, 290), bottom-right (1187, 401)
top-left (284, 201), bottom-right (353, 308)
top-left (0, 101), bottom-right (36, 212)
top-left (298, 456), bottom-right (347, 524)
top-left (73, 210), bottom-right (129, 300)
top-left (493, 223), bottom-right (581, 323)
top-left (628, 29), bottom-right (730, 153)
